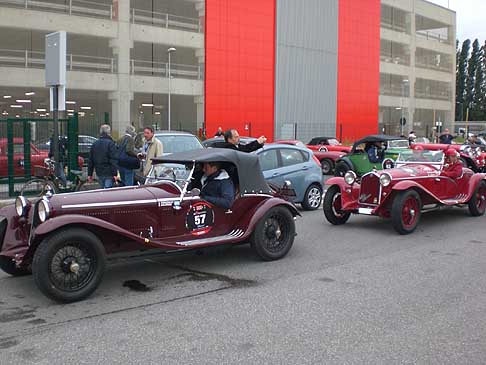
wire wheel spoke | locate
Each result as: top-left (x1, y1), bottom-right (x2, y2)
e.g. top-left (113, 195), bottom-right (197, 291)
top-left (262, 215), bottom-right (288, 253)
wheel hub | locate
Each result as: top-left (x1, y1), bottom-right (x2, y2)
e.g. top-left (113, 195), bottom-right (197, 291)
top-left (61, 257), bottom-right (80, 274)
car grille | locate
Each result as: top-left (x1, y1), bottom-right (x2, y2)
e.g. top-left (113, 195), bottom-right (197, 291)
top-left (359, 174), bottom-right (380, 205)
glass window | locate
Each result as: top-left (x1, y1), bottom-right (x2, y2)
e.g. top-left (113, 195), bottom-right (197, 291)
top-left (155, 135), bottom-right (203, 154)
top-left (258, 149), bottom-right (279, 171)
top-left (280, 149), bottom-right (305, 167)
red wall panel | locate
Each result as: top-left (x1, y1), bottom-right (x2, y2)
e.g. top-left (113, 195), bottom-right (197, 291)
top-left (205, 0), bottom-right (275, 140)
top-left (336, 0), bottom-right (381, 142)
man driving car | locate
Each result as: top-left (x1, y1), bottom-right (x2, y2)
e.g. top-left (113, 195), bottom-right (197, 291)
top-left (194, 162), bottom-right (235, 209)
top-left (441, 149), bottom-right (463, 179)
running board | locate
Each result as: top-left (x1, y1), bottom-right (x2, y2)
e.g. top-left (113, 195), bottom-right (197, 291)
top-left (177, 229), bottom-right (246, 247)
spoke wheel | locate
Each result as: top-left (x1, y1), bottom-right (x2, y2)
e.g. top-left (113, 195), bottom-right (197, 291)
top-left (323, 185), bottom-right (351, 225)
top-left (33, 228), bottom-right (106, 303)
top-left (302, 184), bottom-right (322, 210)
top-left (391, 190), bottom-right (422, 234)
top-left (250, 207), bottom-right (295, 261)
top-left (334, 161), bottom-right (349, 177)
top-left (20, 179), bottom-right (58, 197)
top-left (321, 159), bottom-right (333, 175)
top-left (468, 180), bottom-right (486, 216)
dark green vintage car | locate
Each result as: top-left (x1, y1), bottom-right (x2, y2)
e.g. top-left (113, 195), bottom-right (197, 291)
top-left (334, 135), bottom-right (410, 177)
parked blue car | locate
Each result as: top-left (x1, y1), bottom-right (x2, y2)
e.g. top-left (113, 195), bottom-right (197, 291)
top-left (255, 144), bottom-right (323, 210)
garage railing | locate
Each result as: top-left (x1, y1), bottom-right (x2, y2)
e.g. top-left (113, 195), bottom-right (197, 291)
top-left (130, 59), bottom-right (203, 80)
top-left (131, 8), bottom-right (201, 33)
top-left (0, 0), bottom-right (113, 20)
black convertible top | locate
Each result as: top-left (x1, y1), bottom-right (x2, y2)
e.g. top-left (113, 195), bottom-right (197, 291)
top-left (152, 148), bottom-right (272, 194)
top-left (352, 134), bottom-right (403, 150)
top-left (308, 136), bottom-right (336, 145)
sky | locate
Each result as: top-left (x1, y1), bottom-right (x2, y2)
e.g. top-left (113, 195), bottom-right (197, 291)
top-left (428, 0), bottom-right (486, 42)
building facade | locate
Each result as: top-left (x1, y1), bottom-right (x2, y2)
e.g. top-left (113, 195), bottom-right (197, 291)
top-left (0, 0), bottom-right (455, 142)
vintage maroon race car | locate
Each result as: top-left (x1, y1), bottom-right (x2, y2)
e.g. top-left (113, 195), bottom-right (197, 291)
top-left (0, 149), bottom-right (300, 303)
top-left (274, 140), bottom-right (346, 174)
top-left (414, 142), bottom-right (486, 172)
top-left (323, 149), bottom-right (486, 234)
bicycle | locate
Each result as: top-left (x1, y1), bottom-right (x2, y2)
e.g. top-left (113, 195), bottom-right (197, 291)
top-left (20, 158), bottom-right (97, 197)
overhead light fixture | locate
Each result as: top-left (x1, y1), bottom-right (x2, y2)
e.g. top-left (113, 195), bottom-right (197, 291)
top-left (79, 112), bottom-right (86, 117)
top-left (141, 103), bottom-right (154, 107)
top-left (16, 99), bottom-right (31, 103)
top-left (3, 95), bottom-right (12, 99)
top-left (80, 106), bottom-right (91, 110)
top-left (154, 111), bottom-right (161, 115)
top-left (395, 107), bottom-right (402, 110)
top-left (25, 91), bottom-right (35, 96)
top-left (2, 111), bottom-right (8, 115)
top-left (36, 108), bottom-right (47, 112)
top-left (66, 101), bottom-right (76, 104)
top-left (67, 113), bottom-right (74, 116)
top-left (15, 114), bottom-right (20, 118)
top-left (67, 109), bottom-right (74, 113)
top-left (11, 105), bottom-right (23, 108)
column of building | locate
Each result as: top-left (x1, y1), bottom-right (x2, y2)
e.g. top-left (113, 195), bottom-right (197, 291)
top-left (194, 0), bottom-right (205, 135)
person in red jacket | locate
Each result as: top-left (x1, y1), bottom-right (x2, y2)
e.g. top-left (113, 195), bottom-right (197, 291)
top-left (441, 149), bottom-right (463, 179)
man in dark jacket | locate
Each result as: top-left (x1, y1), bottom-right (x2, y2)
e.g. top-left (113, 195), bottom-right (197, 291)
top-left (88, 124), bottom-right (118, 188)
top-left (439, 128), bottom-right (454, 144)
top-left (213, 129), bottom-right (266, 153)
top-left (117, 125), bottom-right (138, 186)
top-left (200, 162), bottom-right (235, 209)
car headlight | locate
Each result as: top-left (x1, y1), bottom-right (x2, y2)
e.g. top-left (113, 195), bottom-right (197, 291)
top-left (344, 171), bottom-right (357, 185)
top-left (38, 199), bottom-right (50, 223)
top-left (475, 147), bottom-right (481, 156)
top-left (15, 196), bottom-right (29, 217)
top-left (380, 173), bottom-right (392, 187)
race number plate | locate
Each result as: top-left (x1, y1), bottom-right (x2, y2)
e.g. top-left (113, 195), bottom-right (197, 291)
top-left (186, 202), bottom-right (215, 236)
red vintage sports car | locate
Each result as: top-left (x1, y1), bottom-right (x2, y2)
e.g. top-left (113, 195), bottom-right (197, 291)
top-left (323, 149), bottom-right (486, 234)
top-left (0, 149), bottom-right (300, 303)
top-left (414, 142), bottom-right (486, 172)
top-left (306, 137), bottom-right (351, 153)
top-left (274, 140), bottom-right (346, 175)
top-left (0, 138), bottom-right (49, 177)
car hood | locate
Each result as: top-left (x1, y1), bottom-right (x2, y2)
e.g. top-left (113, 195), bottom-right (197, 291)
top-left (45, 184), bottom-right (180, 213)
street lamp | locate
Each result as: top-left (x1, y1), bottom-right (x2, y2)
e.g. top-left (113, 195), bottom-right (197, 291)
top-left (167, 47), bottom-right (176, 130)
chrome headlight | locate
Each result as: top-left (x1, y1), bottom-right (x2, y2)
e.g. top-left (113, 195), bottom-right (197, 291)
top-left (475, 147), bottom-right (481, 156)
top-left (15, 196), bottom-right (29, 217)
top-left (344, 171), bottom-right (357, 185)
top-left (380, 173), bottom-right (392, 187)
top-left (38, 199), bottom-right (50, 223)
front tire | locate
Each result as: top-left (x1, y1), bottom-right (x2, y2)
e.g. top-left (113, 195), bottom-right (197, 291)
top-left (334, 161), bottom-right (350, 177)
top-left (250, 206), bottom-right (295, 261)
top-left (32, 228), bottom-right (106, 303)
top-left (0, 256), bottom-right (30, 276)
top-left (323, 185), bottom-right (351, 225)
top-left (301, 184), bottom-right (323, 211)
top-left (391, 190), bottom-right (422, 234)
top-left (468, 181), bottom-right (486, 216)
top-left (320, 159), bottom-right (333, 175)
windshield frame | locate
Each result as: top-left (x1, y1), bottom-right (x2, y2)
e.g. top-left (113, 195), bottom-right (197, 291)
top-left (395, 149), bottom-right (445, 169)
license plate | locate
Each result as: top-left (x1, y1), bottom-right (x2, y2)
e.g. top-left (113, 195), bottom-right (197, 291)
top-left (358, 207), bottom-right (373, 215)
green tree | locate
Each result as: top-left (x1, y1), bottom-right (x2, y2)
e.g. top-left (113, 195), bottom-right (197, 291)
top-left (466, 39), bottom-right (480, 117)
top-left (472, 42), bottom-right (485, 120)
top-left (456, 39), bottom-right (470, 121)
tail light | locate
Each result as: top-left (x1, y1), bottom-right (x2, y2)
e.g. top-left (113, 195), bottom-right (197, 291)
top-left (312, 155), bottom-right (321, 167)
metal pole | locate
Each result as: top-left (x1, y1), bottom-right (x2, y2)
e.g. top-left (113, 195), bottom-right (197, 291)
top-left (168, 52), bottom-right (171, 131)
top-left (52, 85), bottom-right (60, 165)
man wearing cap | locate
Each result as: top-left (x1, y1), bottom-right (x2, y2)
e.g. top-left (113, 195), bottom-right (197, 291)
top-left (441, 149), bottom-right (463, 179)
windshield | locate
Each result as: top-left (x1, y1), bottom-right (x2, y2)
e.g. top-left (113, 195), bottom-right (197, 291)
top-left (388, 140), bottom-right (410, 148)
top-left (328, 138), bottom-right (340, 146)
top-left (396, 150), bottom-right (444, 164)
top-left (155, 135), bottom-right (203, 154)
top-left (145, 162), bottom-right (192, 189)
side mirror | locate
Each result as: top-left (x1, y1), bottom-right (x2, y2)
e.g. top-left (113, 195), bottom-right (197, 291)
top-left (172, 201), bottom-right (181, 211)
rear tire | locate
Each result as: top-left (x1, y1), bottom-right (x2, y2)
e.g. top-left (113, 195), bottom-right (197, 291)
top-left (0, 256), bottom-right (30, 276)
top-left (323, 185), bottom-right (351, 225)
top-left (250, 206), bottom-right (295, 261)
top-left (334, 161), bottom-right (350, 177)
top-left (20, 179), bottom-right (57, 197)
top-left (320, 159), bottom-right (333, 175)
top-left (391, 190), bottom-right (422, 234)
top-left (32, 228), bottom-right (106, 303)
top-left (468, 181), bottom-right (486, 216)
top-left (301, 184), bottom-right (323, 211)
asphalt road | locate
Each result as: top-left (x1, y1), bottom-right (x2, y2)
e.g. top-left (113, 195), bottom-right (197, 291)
top-left (1, 204), bottom-right (486, 364)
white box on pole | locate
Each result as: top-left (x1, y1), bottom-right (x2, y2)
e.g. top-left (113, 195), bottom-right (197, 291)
top-left (45, 31), bottom-right (66, 86)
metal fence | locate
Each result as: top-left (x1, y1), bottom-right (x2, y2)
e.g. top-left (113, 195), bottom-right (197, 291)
top-left (131, 8), bottom-right (201, 33)
top-left (0, 0), bottom-right (114, 19)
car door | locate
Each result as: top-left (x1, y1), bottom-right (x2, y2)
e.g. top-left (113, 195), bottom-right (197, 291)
top-left (277, 148), bottom-right (310, 202)
top-left (257, 148), bottom-right (283, 186)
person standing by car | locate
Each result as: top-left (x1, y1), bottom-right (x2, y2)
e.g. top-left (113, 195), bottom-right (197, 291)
top-left (441, 149), bottom-right (463, 179)
top-left (214, 127), bottom-right (224, 137)
top-left (216, 129), bottom-right (266, 152)
top-left (48, 133), bottom-right (68, 187)
top-left (117, 125), bottom-right (139, 186)
top-left (88, 124), bottom-right (118, 189)
top-left (139, 126), bottom-right (163, 176)
top-left (439, 128), bottom-right (455, 144)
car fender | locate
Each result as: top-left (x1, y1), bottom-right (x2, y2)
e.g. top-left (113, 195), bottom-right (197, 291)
top-left (391, 180), bottom-right (439, 202)
top-left (467, 173), bottom-right (486, 199)
top-left (323, 179), bottom-right (360, 210)
top-left (242, 198), bottom-right (300, 238)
